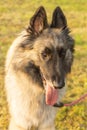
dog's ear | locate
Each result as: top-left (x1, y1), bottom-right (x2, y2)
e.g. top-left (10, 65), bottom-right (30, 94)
top-left (27, 6), bottom-right (48, 35)
top-left (51, 7), bottom-right (67, 29)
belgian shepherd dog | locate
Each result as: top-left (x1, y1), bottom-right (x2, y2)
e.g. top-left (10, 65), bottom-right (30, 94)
top-left (5, 6), bottom-right (74, 130)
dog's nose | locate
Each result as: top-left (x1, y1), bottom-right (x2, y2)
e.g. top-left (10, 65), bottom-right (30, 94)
top-left (53, 80), bottom-right (65, 89)
top-left (52, 75), bottom-right (65, 89)
top-left (58, 80), bottom-right (65, 89)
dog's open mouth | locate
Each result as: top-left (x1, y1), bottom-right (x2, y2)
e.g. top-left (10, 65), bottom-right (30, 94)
top-left (40, 72), bottom-right (59, 106)
top-left (45, 83), bottom-right (58, 106)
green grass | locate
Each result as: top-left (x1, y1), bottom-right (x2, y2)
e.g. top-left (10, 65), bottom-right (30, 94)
top-left (0, 0), bottom-right (87, 129)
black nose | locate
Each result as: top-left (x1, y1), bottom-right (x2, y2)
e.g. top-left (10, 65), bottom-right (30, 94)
top-left (58, 80), bottom-right (65, 89)
top-left (52, 76), bottom-right (65, 89)
top-left (54, 80), bottom-right (65, 89)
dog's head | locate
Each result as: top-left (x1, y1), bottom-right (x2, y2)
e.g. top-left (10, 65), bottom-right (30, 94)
top-left (25, 6), bottom-right (74, 89)
top-left (15, 6), bottom-right (74, 105)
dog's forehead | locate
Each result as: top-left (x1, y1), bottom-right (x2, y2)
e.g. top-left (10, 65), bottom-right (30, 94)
top-left (41, 29), bottom-right (64, 49)
top-left (34, 28), bottom-right (65, 52)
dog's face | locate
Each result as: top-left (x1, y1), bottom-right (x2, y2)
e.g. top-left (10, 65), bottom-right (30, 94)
top-left (33, 28), bottom-right (74, 89)
top-left (14, 6), bottom-right (74, 90)
top-left (25, 7), bottom-right (74, 89)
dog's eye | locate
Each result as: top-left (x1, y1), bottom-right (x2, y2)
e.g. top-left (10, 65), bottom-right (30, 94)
top-left (58, 48), bottom-right (66, 58)
top-left (41, 47), bottom-right (52, 59)
top-left (41, 52), bottom-right (47, 58)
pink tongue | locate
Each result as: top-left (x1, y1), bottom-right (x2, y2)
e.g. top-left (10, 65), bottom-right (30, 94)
top-left (45, 84), bottom-right (58, 106)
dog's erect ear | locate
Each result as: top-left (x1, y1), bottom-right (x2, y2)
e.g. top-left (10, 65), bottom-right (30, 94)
top-left (51, 7), bottom-right (67, 29)
top-left (28, 6), bottom-right (48, 35)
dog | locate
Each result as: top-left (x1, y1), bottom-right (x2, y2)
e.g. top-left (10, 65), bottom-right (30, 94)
top-left (5, 6), bottom-right (74, 130)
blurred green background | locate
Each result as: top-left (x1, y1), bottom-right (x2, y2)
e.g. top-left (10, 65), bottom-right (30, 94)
top-left (0, 0), bottom-right (87, 130)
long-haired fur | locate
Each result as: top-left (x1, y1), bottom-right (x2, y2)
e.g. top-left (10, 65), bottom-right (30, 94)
top-left (5, 6), bottom-right (74, 130)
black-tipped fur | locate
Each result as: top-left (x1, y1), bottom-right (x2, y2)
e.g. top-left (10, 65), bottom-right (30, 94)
top-left (51, 7), bottom-right (67, 28)
top-left (5, 6), bottom-right (75, 130)
top-left (27, 6), bottom-right (48, 36)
